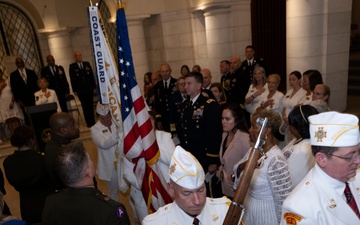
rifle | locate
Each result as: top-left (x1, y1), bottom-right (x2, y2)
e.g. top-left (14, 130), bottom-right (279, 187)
top-left (223, 117), bottom-right (268, 225)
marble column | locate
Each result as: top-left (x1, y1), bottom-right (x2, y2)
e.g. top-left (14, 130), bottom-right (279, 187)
top-left (287, 0), bottom-right (352, 111)
top-left (203, 6), bottom-right (231, 82)
top-left (127, 15), bottom-right (150, 95)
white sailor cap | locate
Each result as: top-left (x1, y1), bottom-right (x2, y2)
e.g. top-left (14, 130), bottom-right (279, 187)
top-left (96, 102), bottom-right (110, 116)
top-left (308, 111), bottom-right (360, 147)
top-left (169, 146), bottom-right (205, 189)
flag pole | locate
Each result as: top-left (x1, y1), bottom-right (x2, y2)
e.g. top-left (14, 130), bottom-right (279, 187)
top-left (89, 0), bottom-right (93, 6)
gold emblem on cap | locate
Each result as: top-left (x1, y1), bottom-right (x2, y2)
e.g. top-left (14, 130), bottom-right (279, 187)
top-left (169, 163), bottom-right (176, 175)
top-left (283, 212), bottom-right (302, 225)
top-left (314, 127), bottom-right (327, 142)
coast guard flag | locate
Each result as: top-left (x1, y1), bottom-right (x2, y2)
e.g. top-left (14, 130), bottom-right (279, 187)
top-left (116, 6), bottom-right (172, 213)
top-left (88, 6), bottom-right (122, 126)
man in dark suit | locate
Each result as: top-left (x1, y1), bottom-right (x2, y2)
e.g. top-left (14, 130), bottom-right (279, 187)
top-left (178, 72), bottom-right (222, 198)
top-left (240, 45), bottom-right (266, 80)
top-left (41, 55), bottom-right (70, 112)
top-left (153, 63), bottom-right (177, 132)
top-left (69, 51), bottom-right (96, 127)
top-left (10, 56), bottom-right (39, 125)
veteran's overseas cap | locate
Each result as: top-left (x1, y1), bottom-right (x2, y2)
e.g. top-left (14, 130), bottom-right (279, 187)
top-left (169, 146), bottom-right (205, 189)
top-left (96, 102), bottom-right (110, 116)
top-left (308, 111), bottom-right (360, 147)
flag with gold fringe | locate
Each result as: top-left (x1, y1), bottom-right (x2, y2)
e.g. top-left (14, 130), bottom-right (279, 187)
top-left (116, 5), bottom-right (172, 213)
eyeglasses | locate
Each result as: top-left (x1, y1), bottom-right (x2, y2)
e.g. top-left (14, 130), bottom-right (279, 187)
top-left (328, 151), bottom-right (360, 164)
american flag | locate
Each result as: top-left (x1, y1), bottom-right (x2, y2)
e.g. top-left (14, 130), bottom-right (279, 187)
top-left (116, 7), bottom-right (172, 213)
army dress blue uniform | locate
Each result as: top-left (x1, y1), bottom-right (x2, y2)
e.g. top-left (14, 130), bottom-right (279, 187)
top-left (43, 187), bottom-right (131, 225)
top-left (169, 91), bottom-right (186, 136)
top-left (153, 77), bottom-right (177, 132)
top-left (179, 94), bottom-right (223, 197)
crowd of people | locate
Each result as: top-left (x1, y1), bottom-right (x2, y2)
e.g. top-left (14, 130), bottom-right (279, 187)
top-left (0, 51), bottom-right (97, 144)
top-left (0, 44), bottom-right (358, 225)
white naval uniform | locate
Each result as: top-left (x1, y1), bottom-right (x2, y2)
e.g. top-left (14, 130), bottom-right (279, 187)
top-left (90, 120), bottom-right (120, 201)
top-left (281, 164), bottom-right (360, 225)
top-left (34, 88), bottom-right (61, 112)
top-left (142, 197), bottom-right (231, 225)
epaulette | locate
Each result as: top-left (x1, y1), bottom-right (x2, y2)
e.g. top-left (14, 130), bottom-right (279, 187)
top-left (208, 196), bottom-right (231, 206)
top-left (206, 99), bottom-right (215, 103)
top-left (143, 203), bottom-right (173, 221)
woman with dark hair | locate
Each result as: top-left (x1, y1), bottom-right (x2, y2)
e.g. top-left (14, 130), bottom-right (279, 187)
top-left (34, 77), bottom-right (61, 112)
top-left (216, 103), bottom-right (250, 198)
top-left (282, 105), bottom-right (318, 187)
top-left (3, 125), bottom-right (54, 224)
top-left (210, 82), bottom-right (227, 108)
top-left (281, 71), bottom-right (307, 143)
top-left (233, 109), bottom-right (291, 225)
top-left (143, 72), bottom-right (152, 98)
top-left (180, 65), bottom-right (190, 77)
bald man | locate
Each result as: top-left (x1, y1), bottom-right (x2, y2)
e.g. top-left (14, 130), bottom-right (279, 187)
top-left (153, 63), bottom-right (177, 132)
top-left (45, 112), bottom-right (80, 190)
top-left (69, 51), bottom-right (96, 127)
top-left (10, 56), bottom-right (39, 125)
top-left (41, 55), bottom-right (70, 112)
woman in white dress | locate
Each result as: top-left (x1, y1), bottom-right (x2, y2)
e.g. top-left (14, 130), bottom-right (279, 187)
top-left (34, 77), bottom-right (61, 112)
top-left (233, 110), bottom-right (292, 225)
top-left (309, 84), bottom-right (330, 113)
top-left (245, 66), bottom-right (267, 117)
top-left (281, 71), bottom-right (306, 142)
top-left (256, 74), bottom-right (284, 117)
top-left (282, 105), bottom-right (318, 188)
top-left (0, 70), bottom-right (24, 136)
top-left (298, 71), bottom-right (312, 105)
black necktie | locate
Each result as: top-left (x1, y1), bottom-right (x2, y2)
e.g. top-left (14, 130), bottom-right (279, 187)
top-left (193, 218), bottom-right (199, 225)
top-left (188, 100), bottom-right (193, 107)
top-left (164, 81), bottom-right (168, 89)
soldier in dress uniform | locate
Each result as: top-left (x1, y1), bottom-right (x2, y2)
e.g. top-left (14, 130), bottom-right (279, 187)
top-left (153, 63), bottom-right (177, 132)
top-left (281, 112), bottom-right (360, 225)
top-left (169, 77), bottom-right (187, 138)
top-left (240, 45), bottom-right (266, 81)
top-left (69, 50), bottom-right (96, 127)
top-left (219, 60), bottom-right (231, 100)
top-left (41, 55), bottom-right (70, 112)
top-left (42, 141), bottom-right (130, 225)
top-left (142, 146), bottom-right (230, 225)
top-left (178, 72), bottom-right (222, 198)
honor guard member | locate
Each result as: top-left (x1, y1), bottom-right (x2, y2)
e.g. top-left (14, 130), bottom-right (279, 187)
top-left (179, 72), bottom-right (222, 197)
top-left (41, 55), bottom-right (70, 112)
top-left (142, 146), bottom-right (230, 225)
top-left (153, 63), bottom-right (177, 132)
top-left (240, 45), bottom-right (266, 81)
top-left (281, 112), bottom-right (360, 225)
top-left (42, 141), bottom-right (131, 225)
